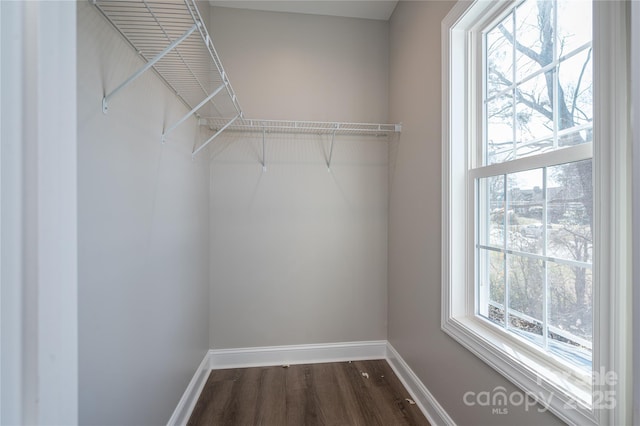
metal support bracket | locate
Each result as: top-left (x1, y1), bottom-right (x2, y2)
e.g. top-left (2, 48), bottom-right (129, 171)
top-left (192, 114), bottom-right (240, 158)
top-left (162, 81), bottom-right (227, 143)
top-left (102, 22), bottom-right (199, 114)
top-left (261, 127), bottom-right (267, 171)
top-left (326, 126), bottom-right (338, 171)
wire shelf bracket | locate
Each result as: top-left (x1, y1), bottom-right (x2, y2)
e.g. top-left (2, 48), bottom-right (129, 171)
top-left (101, 22), bottom-right (199, 114)
top-left (94, 0), bottom-right (244, 145)
top-left (261, 127), bottom-right (267, 172)
top-left (326, 128), bottom-right (337, 171)
top-left (192, 114), bottom-right (240, 158)
top-left (162, 81), bottom-right (227, 143)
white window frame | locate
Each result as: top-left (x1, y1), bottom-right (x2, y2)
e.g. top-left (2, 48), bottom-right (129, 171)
top-left (441, 1), bottom-right (631, 425)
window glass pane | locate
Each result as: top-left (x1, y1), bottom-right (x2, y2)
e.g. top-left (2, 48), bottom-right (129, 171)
top-left (548, 262), bottom-right (592, 342)
top-left (478, 249), bottom-right (506, 327)
top-left (515, 138), bottom-right (554, 159)
top-left (515, 0), bottom-right (554, 81)
top-left (478, 176), bottom-right (505, 247)
top-left (548, 262), bottom-right (592, 369)
top-left (486, 93), bottom-right (514, 164)
top-left (547, 160), bottom-right (593, 263)
top-left (489, 251), bottom-right (506, 310)
top-left (486, 12), bottom-right (514, 99)
top-left (515, 70), bottom-right (554, 154)
top-left (559, 127), bottom-right (592, 148)
top-left (508, 255), bottom-right (544, 342)
top-left (557, 0), bottom-right (592, 57)
top-left (507, 169), bottom-right (543, 255)
top-left (558, 48), bottom-right (593, 133)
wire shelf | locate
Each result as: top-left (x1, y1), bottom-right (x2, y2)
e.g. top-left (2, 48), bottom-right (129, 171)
top-left (202, 118), bottom-right (402, 137)
top-left (94, 0), bottom-right (242, 121)
top-left (94, 0), bottom-right (401, 157)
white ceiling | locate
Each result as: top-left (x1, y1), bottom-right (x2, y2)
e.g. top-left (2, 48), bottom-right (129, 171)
top-left (209, 1), bottom-right (399, 21)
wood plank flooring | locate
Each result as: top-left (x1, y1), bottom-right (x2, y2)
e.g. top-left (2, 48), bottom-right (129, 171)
top-left (187, 359), bottom-right (430, 426)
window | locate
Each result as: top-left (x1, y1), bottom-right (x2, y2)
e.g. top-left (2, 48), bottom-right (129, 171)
top-left (477, 0), bottom-right (594, 372)
top-left (442, 1), bottom-right (630, 425)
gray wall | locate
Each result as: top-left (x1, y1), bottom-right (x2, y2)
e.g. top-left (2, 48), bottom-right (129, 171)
top-left (207, 7), bottom-right (389, 349)
top-left (387, 2), bottom-right (563, 425)
top-left (77, 2), bottom-right (210, 424)
top-left (209, 7), bottom-right (389, 123)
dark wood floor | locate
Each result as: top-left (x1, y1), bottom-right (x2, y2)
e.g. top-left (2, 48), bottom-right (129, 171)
top-left (187, 359), bottom-right (430, 426)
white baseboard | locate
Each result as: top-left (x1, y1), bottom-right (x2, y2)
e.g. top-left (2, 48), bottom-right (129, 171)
top-left (166, 352), bottom-right (211, 426)
top-left (386, 342), bottom-right (456, 426)
top-left (209, 340), bottom-right (387, 369)
top-left (168, 341), bottom-right (454, 426)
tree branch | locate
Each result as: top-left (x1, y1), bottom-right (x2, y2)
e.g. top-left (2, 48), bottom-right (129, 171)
top-left (515, 89), bottom-right (553, 121)
top-left (498, 24), bottom-right (541, 65)
top-left (488, 66), bottom-right (553, 124)
top-left (571, 48), bottom-right (592, 120)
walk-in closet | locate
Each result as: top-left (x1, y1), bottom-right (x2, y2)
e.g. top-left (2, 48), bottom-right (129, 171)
top-left (2, 1), bottom-right (637, 425)
top-left (79, 1), bottom-right (400, 423)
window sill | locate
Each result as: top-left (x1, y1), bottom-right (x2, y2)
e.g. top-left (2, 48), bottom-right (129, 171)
top-left (442, 314), bottom-right (600, 425)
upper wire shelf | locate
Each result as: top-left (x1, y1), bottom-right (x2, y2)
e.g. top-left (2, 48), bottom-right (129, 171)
top-left (94, 0), bottom-right (243, 153)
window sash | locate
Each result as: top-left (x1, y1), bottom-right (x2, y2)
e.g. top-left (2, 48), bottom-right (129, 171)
top-left (479, 0), bottom-right (594, 168)
top-left (469, 140), bottom-right (592, 180)
top-left (473, 165), bottom-right (594, 373)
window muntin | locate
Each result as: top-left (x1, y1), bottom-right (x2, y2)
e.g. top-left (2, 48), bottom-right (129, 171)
top-left (476, 0), bottom-right (593, 372)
